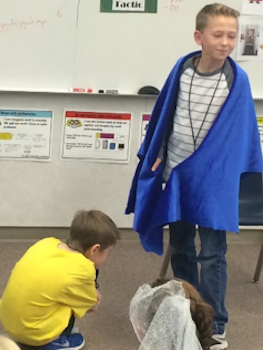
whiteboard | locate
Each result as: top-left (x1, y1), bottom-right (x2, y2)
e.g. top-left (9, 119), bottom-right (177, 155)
top-left (0, 1), bottom-right (262, 97)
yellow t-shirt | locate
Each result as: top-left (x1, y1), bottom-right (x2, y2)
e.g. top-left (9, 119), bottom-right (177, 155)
top-left (0, 237), bottom-right (97, 346)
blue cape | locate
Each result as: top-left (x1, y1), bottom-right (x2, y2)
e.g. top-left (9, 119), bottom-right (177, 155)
top-left (126, 51), bottom-right (263, 255)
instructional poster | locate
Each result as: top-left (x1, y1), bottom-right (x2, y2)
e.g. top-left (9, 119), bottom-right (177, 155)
top-left (257, 116), bottom-right (263, 155)
top-left (62, 111), bottom-right (131, 162)
top-left (0, 109), bottom-right (52, 160)
top-left (141, 113), bottom-right (150, 143)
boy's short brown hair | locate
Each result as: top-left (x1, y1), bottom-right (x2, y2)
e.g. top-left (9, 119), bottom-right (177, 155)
top-left (69, 210), bottom-right (120, 252)
top-left (196, 3), bottom-right (240, 32)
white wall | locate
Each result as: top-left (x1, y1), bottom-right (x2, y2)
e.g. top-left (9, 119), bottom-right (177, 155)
top-left (0, 92), bottom-right (262, 228)
top-left (0, 92), bottom-right (155, 227)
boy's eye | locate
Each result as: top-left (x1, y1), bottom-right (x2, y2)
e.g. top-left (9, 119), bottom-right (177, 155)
top-left (213, 33), bottom-right (236, 39)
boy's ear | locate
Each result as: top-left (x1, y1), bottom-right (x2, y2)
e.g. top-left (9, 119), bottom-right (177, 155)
top-left (194, 30), bottom-right (202, 46)
top-left (85, 244), bottom-right (101, 257)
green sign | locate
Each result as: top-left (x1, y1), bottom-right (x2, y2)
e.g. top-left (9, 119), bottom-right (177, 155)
top-left (100, 0), bottom-right (158, 13)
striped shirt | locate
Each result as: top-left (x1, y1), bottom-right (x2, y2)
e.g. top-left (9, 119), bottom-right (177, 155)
top-left (161, 56), bottom-right (233, 182)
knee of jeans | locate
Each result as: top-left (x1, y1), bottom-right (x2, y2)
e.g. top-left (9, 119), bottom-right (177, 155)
top-left (171, 246), bottom-right (197, 257)
top-left (170, 236), bottom-right (196, 253)
top-left (199, 241), bottom-right (227, 258)
top-left (199, 248), bottom-right (227, 259)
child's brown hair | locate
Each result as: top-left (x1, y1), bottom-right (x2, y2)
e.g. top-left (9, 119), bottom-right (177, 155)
top-left (151, 278), bottom-right (214, 350)
top-left (196, 3), bottom-right (240, 32)
top-left (68, 210), bottom-right (120, 252)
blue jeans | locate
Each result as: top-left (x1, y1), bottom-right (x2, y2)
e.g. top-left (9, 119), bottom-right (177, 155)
top-left (169, 221), bottom-right (228, 334)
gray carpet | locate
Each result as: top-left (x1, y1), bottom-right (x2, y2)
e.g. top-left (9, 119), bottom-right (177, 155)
top-left (0, 230), bottom-right (263, 350)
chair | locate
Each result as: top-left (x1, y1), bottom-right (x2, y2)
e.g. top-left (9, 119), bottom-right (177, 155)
top-left (239, 172), bottom-right (263, 282)
top-left (159, 172), bottom-right (263, 282)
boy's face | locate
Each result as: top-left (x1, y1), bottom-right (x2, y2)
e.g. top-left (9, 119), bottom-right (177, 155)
top-left (194, 15), bottom-right (238, 62)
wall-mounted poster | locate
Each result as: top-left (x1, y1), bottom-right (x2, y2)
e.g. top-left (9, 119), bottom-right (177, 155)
top-left (141, 113), bottom-right (150, 143)
top-left (236, 16), bottom-right (263, 61)
top-left (257, 116), bottom-right (263, 155)
top-left (0, 109), bottom-right (52, 160)
top-left (62, 110), bottom-right (131, 163)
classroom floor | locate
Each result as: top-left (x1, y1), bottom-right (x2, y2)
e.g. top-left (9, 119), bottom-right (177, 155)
top-left (0, 229), bottom-right (263, 350)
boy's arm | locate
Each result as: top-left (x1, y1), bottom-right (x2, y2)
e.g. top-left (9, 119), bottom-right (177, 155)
top-left (58, 278), bottom-right (98, 318)
top-left (87, 290), bottom-right (101, 313)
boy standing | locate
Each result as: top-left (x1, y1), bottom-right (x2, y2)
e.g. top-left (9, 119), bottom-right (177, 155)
top-left (126, 4), bottom-right (263, 350)
top-left (0, 210), bottom-right (120, 350)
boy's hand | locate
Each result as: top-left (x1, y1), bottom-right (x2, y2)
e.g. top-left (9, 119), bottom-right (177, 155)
top-left (151, 158), bottom-right (162, 171)
top-left (97, 290), bottom-right (101, 303)
top-left (87, 291), bottom-right (101, 313)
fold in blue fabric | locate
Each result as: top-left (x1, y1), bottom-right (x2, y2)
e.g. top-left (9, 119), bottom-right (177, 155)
top-left (126, 51), bottom-right (263, 255)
